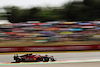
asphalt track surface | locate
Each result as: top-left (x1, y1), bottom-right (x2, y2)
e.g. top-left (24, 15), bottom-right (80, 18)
top-left (1, 62), bottom-right (100, 67)
top-left (1, 51), bottom-right (100, 67)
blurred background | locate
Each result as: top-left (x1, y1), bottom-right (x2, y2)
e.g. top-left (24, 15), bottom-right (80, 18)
top-left (1, 0), bottom-right (100, 22)
top-left (0, 0), bottom-right (100, 47)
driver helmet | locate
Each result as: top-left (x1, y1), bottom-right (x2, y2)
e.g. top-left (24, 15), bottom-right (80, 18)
top-left (29, 53), bottom-right (32, 55)
top-left (45, 55), bottom-right (48, 57)
top-left (51, 56), bottom-right (53, 57)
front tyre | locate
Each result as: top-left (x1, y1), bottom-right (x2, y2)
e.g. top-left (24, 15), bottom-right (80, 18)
top-left (43, 57), bottom-right (49, 62)
top-left (50, 58), bottom-right (56, 61)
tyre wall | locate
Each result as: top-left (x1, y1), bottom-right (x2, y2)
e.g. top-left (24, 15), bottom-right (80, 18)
top-left (0, 44), bottom-right (100, 52)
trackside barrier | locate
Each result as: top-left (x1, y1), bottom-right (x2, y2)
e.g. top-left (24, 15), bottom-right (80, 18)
top-left (0, 45), bottom-right (100, 52)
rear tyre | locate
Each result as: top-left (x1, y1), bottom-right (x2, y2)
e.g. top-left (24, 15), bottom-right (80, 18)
top-left (36, 57), bottom-right (44, 62)
top-left (16, 59), bottom-right (20, 62)
top-left (40, 57), bottom-right (43, 61)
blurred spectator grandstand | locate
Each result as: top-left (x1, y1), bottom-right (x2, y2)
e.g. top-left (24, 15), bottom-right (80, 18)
top-left (0, 20), bottom-right (100, 42)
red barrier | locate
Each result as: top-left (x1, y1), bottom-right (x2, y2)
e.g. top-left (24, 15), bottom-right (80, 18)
top-left (0, 45), bottom-right (99, 52)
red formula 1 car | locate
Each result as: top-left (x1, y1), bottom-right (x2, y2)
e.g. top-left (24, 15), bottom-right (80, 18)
top-left (14, 53), bottom-right (56, 62)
